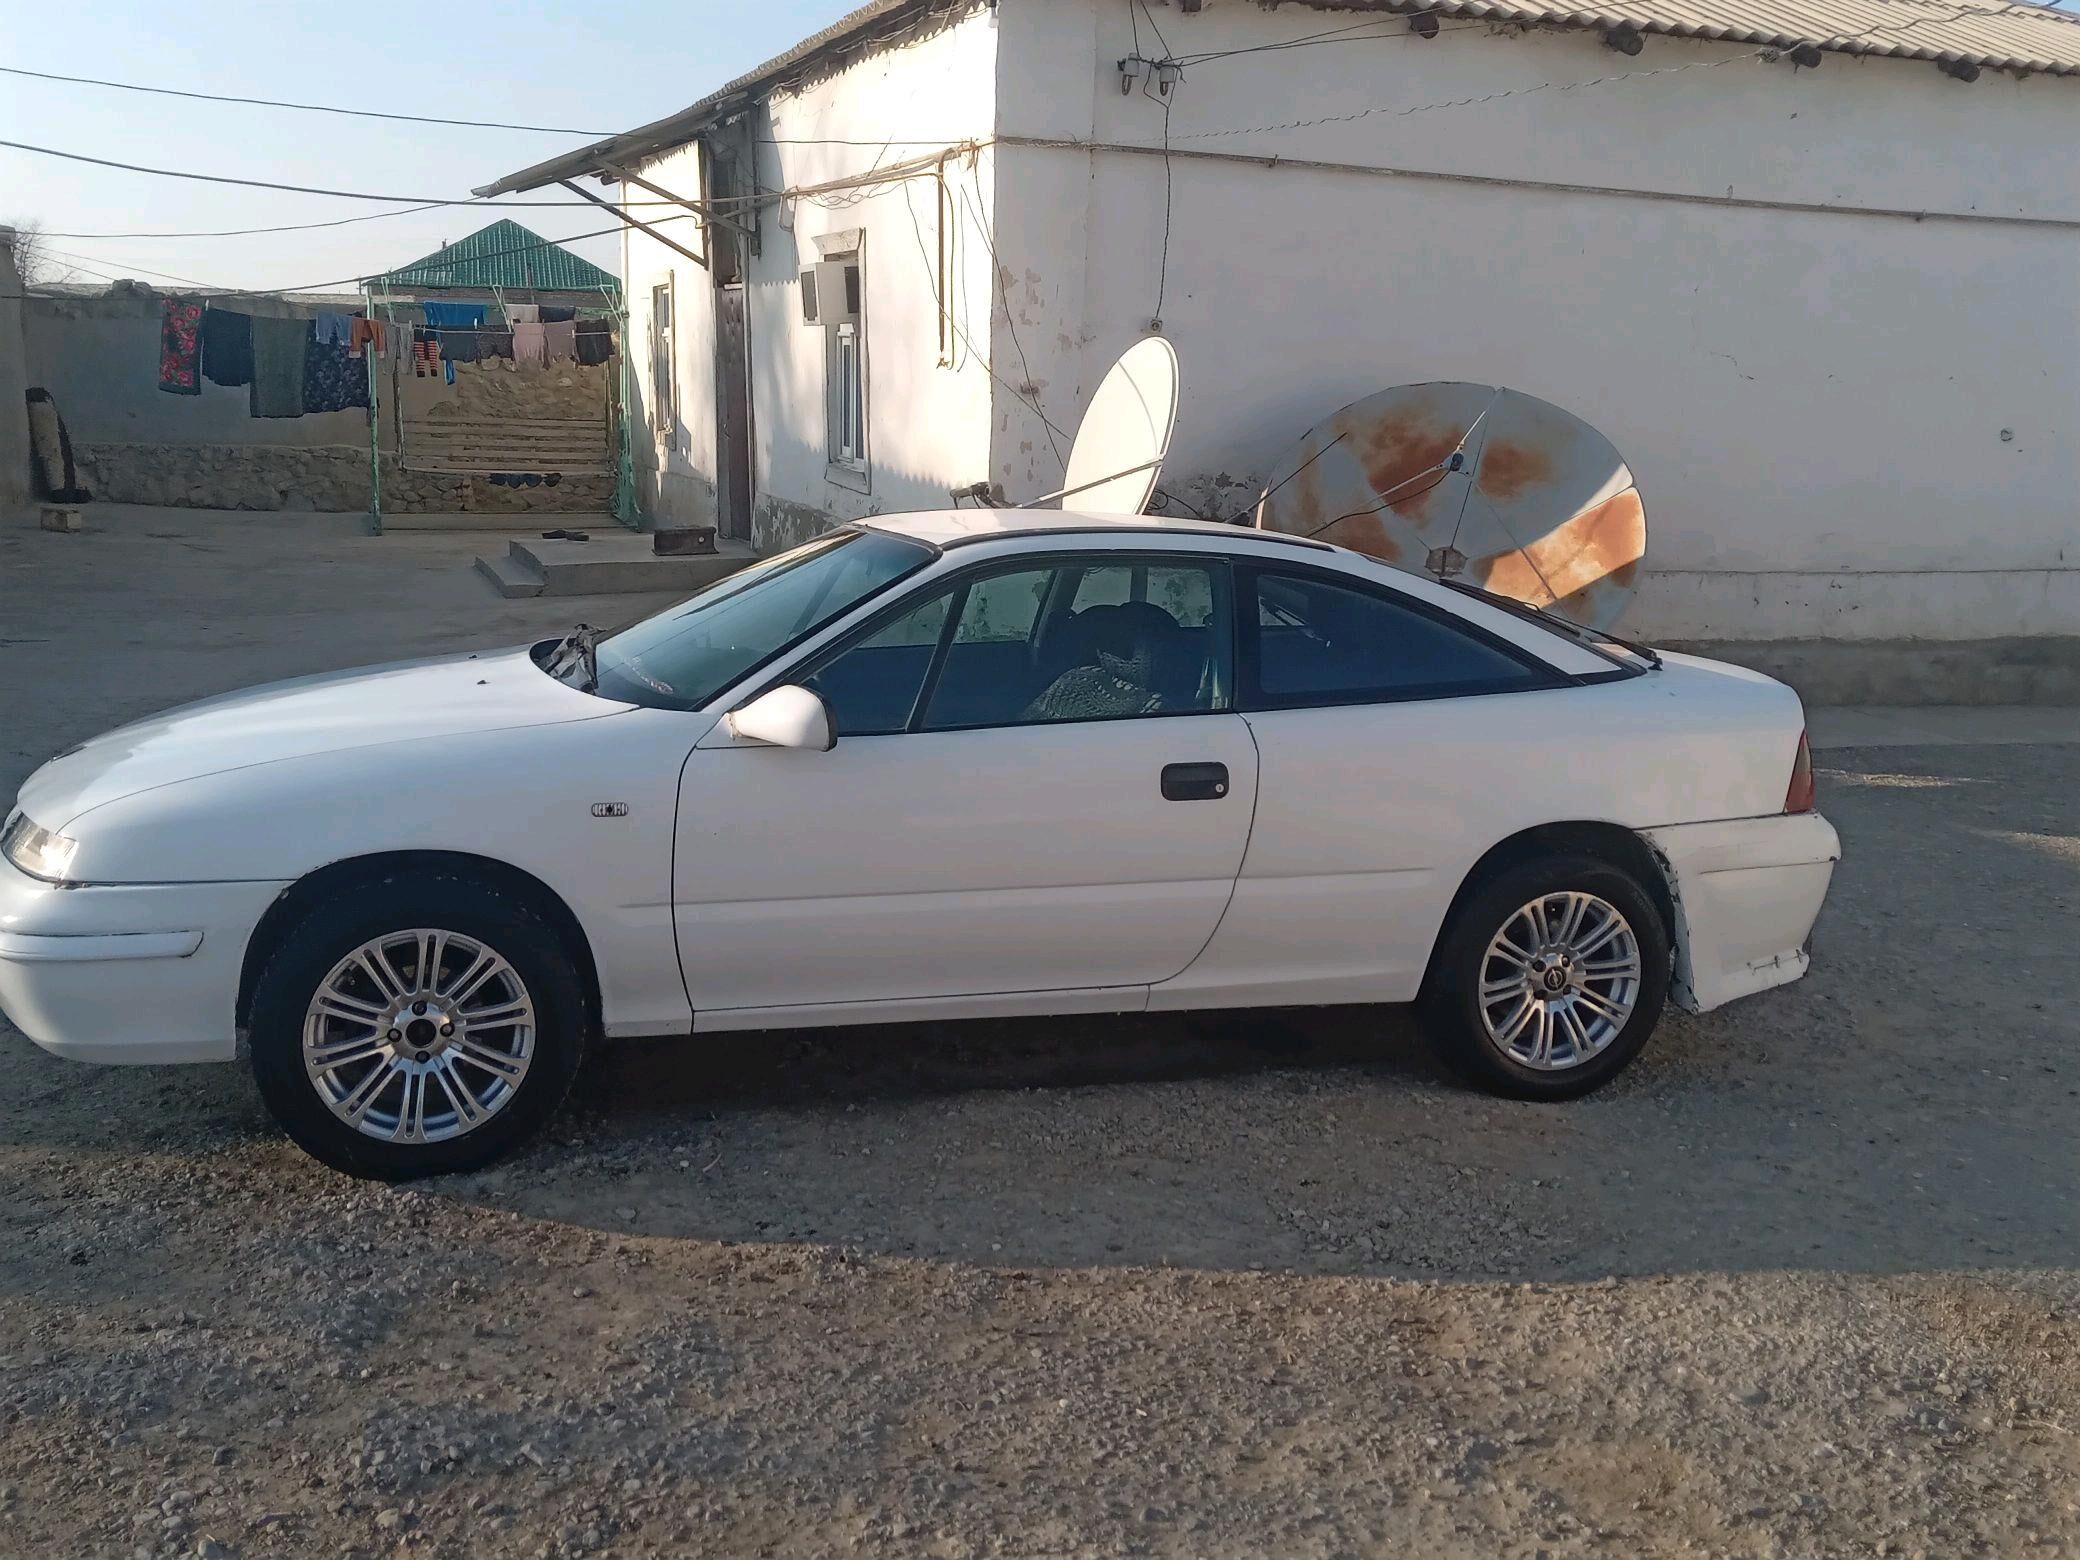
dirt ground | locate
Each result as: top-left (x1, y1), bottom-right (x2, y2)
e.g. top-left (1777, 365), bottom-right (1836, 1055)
top-left (4, 507), bottom-right (2078, 1558)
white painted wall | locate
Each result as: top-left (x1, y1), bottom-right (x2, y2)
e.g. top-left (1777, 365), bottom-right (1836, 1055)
top-left (993, 0), bottom-right (2080, 643)
top-left (622, 4), bottom-right (1001, 551)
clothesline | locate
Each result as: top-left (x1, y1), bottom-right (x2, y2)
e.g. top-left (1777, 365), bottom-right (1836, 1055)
top-left (156, 294), bottom-right (619, 414)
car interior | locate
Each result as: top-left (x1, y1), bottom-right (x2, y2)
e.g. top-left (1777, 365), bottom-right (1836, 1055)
top-left (806, 562), bottom-right (1220, 734)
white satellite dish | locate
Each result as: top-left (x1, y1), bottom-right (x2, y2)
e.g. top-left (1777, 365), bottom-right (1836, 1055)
top-left (1042, 336), bottom-right (1180, 515)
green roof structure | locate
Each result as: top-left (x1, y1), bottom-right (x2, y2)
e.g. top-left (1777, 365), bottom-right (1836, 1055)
top-left (371, 219), bottom-right (619, 293)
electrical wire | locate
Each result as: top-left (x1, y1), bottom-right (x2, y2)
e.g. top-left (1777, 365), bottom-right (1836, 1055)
top-left (0, 138), bottom-right (692, 206)
top-left (38, 204), bottom-right (455, 241)
top-left (42, 245), bottom-right (227, 291)
top-left (0, 64), bottom-right (617, 135)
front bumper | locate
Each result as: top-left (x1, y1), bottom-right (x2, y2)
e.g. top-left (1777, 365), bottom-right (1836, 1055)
top-left (0, 858), bottom-right (288, 1064)
top-left (1644, 812), bottom-right (1841, 1014)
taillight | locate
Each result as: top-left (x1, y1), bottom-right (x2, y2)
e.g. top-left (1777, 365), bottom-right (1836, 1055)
top-left (1784, 730), bottom-right (1816, 813)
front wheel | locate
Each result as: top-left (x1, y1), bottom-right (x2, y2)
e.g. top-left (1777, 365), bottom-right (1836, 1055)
top-left (248, 872), bottom-right (587, 1178)
top-left (1420, 855), bottom-right (1671, 1099)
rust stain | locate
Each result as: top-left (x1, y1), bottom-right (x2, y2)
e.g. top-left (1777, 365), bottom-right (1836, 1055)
top-left (1475, 439), bottom-right (1553, 502)
top-left (1476, 488), bottom-right (1645, 613)
top-left (1340, 405), bottom-right (1465, 528)
top-left (1320, 511), bottom-right (1406, 564)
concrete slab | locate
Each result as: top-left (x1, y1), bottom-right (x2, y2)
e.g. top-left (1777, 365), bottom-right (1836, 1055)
top-left (504, 534), bottom-right (758, 598)
top-left (385, 511), bottom-right (617, 533)
top-left (475, 550), bottom-right (546, 599)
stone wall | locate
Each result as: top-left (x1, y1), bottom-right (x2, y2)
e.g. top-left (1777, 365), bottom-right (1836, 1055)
top-left (71, 444), bottom-right (612, 515)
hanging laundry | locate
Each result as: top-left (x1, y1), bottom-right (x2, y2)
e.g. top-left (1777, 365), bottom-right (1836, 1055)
top-left (158, 298), bottom-right (204, 395)
top-left (538, 304), bottom-right (576, 323)
top-left (438, 328), bottom-right (483, 364)
top-left (503, 302), bottom-right (540, 325)
top-left (348, 316), bottom-right (387, 358)
top-left (480, 328), bottom-right (514, 361)
top-left (543, 319), bottom-right (577, 363)
top-left (312, 311), bottom-right (354, 346)
top-left (301, 336), bottom-right (371, 414)
top-left (574, 318), bottom-right (616, 366)
top-left (249, 314), bottom-right (310, 418)
top-left (412, 328), bottom-right (445, 378)
top-left (511, 321), bottom-right (547, 366)
top-left (201, 308), bottom-right (254, 387)
top-left (421, 300), bottom-right (487, 330)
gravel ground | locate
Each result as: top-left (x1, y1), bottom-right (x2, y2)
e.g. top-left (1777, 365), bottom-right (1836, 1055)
top-left (3, 508), bottom-right (2078, 1557)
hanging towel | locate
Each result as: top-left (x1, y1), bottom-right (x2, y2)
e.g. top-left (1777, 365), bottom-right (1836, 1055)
top-left (312, 311), bottom-right (354, 346)
top-left (438, 328), bottom-right (483, 364)
top-left (421, 300), bottom-right (486, 329)
top-left (249, 314), bottom-right (310, 417)
top-left (511, 321), bottom-right (547, 365)
top-left (158, 298), bottom-right (204, 395)
top-left (503, 302), bottom-right (540, 325)
top-left (543, 319), bottom-right (577, 363)
top-left (302, 337), bottom-right (370, 413)
top-left (574, 318), bottom-right (616, 366)
top-left (538, 304), bottom-right (576, 323)
top-left (201, 308), bottom-right (254, 387)
top-left (348, 316), bottom-right (386, 358)
top-left (444, 356), bottom-right (455, 386)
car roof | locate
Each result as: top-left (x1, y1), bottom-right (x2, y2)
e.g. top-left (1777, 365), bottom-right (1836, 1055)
top-left (858, 508), bottom-right (1329, 551)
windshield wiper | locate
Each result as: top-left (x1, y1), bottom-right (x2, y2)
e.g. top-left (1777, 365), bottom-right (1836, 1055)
top-left (548, 623), bottom-right (602, 691)
top-left (1438, 579), bottom-right (1662, 669)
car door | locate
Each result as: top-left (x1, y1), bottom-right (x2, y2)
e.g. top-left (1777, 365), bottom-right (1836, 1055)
top-left (1156, 560), bottom-right (1576, 1010)
top-left (672, 550), bottom-right (1259, 1014)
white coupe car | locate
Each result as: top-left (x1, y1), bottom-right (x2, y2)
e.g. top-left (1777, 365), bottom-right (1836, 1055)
top-left (0, 512), bottom-right (1839, 1178)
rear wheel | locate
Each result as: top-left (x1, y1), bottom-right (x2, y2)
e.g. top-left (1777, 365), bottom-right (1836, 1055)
top-left (1420, 855), bottom-right (1671, 1099)
top-left (249, 872), bottom-right (587, 1178)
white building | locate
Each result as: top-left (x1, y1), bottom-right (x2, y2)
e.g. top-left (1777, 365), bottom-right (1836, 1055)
top-left (481, 0), bottom-right (2080, 699)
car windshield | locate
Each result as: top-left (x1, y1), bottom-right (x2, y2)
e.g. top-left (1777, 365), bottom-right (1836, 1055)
top-left (1433, 578), bottom-right (1660, 671)
top-left (571, 529), bottom-right (937, 709)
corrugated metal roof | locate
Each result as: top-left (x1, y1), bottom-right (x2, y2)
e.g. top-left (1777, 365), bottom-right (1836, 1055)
top-left (474, 0), bottom-right (934, 197)
top-left (475, 0), bottom-right (2080, 199)
top-left (1372, 0), bottom-right (2080, 75)
top-left (371, 219), bottom-right (620, 292)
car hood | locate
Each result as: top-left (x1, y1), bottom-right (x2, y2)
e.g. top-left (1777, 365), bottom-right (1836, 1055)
top-left (15, 645), bottom-right (630, 831)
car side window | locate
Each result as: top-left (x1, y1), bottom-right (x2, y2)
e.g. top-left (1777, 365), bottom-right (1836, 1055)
top-left (802, 555), bottom-right (1231, 735)
top-left (800, 588), bottom-right (953, 736)
top-left (1243, 569), bottom-right (1552, 708)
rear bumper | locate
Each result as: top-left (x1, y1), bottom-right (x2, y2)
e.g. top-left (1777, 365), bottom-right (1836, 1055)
top-left (1644, 812), bottom-right (1840, 1014)
top-left (0, 859), bottom-right (287, 1064)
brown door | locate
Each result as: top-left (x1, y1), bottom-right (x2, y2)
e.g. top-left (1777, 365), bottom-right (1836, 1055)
top-left (715, 285), bottom-right (752, 542)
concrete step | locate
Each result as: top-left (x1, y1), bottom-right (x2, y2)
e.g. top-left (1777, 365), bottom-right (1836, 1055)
top-left (473, 550), bottom-right (546, 599)
top-left (509, 534), bottom-right (759, 597)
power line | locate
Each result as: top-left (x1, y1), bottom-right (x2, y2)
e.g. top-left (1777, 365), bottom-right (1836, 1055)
top-left (38, 204), bottom-right (454, 241)
top-left (0, 64), bottom-right (617, 135)
top-left (0, 138), bottom-right (689, 207)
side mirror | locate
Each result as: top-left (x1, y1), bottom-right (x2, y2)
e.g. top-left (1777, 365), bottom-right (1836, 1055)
top-left (725, 685), bottom-right (835, 751)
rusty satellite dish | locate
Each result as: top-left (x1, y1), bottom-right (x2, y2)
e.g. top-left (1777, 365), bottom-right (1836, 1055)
top-left (1253, 383), bottom-right (1645, 629)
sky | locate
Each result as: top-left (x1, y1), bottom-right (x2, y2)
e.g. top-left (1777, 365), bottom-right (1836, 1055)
top-left (1, 0), bottom-right (862, 294)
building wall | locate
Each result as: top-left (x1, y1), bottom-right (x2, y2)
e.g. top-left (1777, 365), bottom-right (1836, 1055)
top-left (622, 2), bottom-right (1001, 553)
top-left (24, 287), bottom-right (382, 452)
top-left (25, 287), bottom-right (612, 513)
top-left (993, 0), bottom-right (2080, 650)
top-left (0, 231), bottom-right (30, 518)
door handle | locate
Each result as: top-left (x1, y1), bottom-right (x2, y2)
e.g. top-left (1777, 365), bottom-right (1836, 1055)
top-left (1161, 762), bottom-right (1230, 802)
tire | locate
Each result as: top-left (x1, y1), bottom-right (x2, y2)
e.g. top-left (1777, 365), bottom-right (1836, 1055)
top-left (1419, 853), bottom-right (1672, 1100)
top-left (248, 870), bottom-right (588, 1179)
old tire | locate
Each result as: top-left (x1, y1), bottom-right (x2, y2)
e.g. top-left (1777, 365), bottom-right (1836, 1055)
top-left (249, 871), bottom-right (587, 1179)
top-left (1420, 854), bottom-right (1671, 1100)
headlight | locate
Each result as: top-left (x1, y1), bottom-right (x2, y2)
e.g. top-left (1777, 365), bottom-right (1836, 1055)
top-left (2, 810), bottom-right (80, 882)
